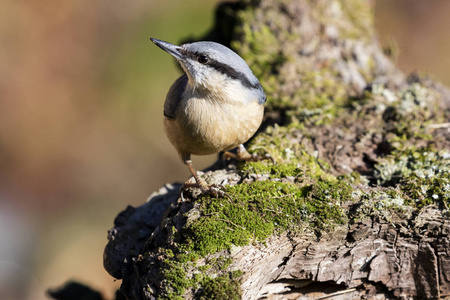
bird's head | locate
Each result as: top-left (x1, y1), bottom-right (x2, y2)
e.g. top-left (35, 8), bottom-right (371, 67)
top-left (150, 38), bottom-right (265, 104)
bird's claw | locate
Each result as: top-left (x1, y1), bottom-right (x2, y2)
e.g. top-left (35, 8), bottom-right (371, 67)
top-left (179, 182), bottom-right (232, 202)
top-left (258, 153), bottom-right (274, 164)
top-left (203, 184), bottom-right (233, 201)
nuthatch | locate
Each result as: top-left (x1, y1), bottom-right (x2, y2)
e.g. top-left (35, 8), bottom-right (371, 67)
top-left (150, 38), bottom-right (266, 198)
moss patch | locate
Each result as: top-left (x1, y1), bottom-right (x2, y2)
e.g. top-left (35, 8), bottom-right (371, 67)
top-left (199, 271), bottom-right (243, 300)
top-left (349, 188), bottom-right (412, 225)
top-left (154, 176), bottom-right (351, 299)
top-left (162, 259), bottom-right (193, 300)
top-left (374, 148), bottom-right (450, 208)
top-left (187, 180), bottom-right (349, 256)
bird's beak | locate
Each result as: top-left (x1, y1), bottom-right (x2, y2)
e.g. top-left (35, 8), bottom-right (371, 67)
top-left (150, 38), bottom-right (184, 60)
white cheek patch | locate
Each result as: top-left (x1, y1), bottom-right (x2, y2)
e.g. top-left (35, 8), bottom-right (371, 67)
top-left (197, 65), bottom-right (221, 87)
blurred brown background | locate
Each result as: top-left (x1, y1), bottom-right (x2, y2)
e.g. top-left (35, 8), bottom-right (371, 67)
top-left (0, 1), bottom-right (449, 299)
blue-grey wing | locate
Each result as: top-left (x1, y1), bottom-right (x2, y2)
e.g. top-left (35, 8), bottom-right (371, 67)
top-left (164, 74), bottom-right (187, 120)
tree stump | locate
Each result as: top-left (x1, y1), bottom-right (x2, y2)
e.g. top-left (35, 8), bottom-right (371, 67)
top-left (104, 0), bottom-right (450, 299)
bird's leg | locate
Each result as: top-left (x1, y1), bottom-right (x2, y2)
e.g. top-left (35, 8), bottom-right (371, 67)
top-left (223, 144), bottom-right (274, 163)
top-left (181, 160), bottom-right (232, 201)
top-left (184, 160), bottom-right (209, 190)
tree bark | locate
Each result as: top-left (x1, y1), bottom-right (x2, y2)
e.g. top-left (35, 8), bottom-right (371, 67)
top-left (104, 0), bottom-right (450, 299)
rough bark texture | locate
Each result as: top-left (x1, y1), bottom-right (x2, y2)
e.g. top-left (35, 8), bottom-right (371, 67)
top-left (104, 0), bottom-right (450, 299)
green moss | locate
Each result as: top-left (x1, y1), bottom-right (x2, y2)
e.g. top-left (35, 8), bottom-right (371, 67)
top-left (218, 257), bottom-right (233, 270)
top-left (276, 67), bottom-right (351, 121)
top-left (374, 147), bottom-right (450, 208)
top-left (161, 260), bottom-right (193, 299)
top-left (231, 8), bottom-right (288, 109)
top-left (155, 176), bottom-right (352, 298)
top-left (361, 83), bottom-right (444, 145)
top-left (198, 265), bottom-right (212, 272)
top-left (185, 180), bottom-right (349, 256)
top-left (337, 172), bottom-right (370, 186)
top-left (289, 69), bottom-right (349, 118)
top-left (365, 83), bottom-right (449, 209)
top-left (374, 148), bottom-right (448, 184)
top-left (245, 122), bottom-right (337, 182)
top-left (402, 172), bottom-right (450, 209)
top-left (232, 22), bottom-right (286, 81)
top-left (199, 272), bottom-right (243, 300)
top-left (338, 0), bottom-right (374, 40)
top-left (240, 161), bottom-right (302, 178)
top-left (399, 151), bottom-right (450, 209)
top-left (349, 188), bottom-right (411, 225)
top-left (387, 84), bottom-right (442, 139)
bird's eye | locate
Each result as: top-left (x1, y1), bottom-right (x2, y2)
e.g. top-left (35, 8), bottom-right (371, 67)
top-left (197, 55), bottom-right (209, 64)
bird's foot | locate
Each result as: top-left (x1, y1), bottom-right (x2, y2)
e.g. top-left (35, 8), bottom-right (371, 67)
top-left (180, 180), bottom-right (232, 202)
top-left (223, 144), bottom-right (274, 164)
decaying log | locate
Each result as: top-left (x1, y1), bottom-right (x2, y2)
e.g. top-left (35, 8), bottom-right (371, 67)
top-left (104, 0), bottom-right (450, 299)
top-left (105, 184), bottom-right (450, 299)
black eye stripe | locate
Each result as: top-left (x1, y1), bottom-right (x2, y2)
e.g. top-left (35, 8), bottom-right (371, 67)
top-left (182, 49), bottom-right (261, 90)
top-left (179, 49), bottom-right (200, 61)
top-left (207, 60), bottom-right (260, 89)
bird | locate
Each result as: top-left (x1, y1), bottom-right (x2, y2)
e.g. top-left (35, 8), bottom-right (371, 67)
top-left (150, 38), bottom-right (267, 198)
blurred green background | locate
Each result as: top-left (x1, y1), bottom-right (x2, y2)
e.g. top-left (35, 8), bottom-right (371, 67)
top-left (0, 1), bottom-right (449, 299)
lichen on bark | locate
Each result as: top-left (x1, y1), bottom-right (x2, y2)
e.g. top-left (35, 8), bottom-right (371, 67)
top-left (104, 0), bottom-right (450, 299)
